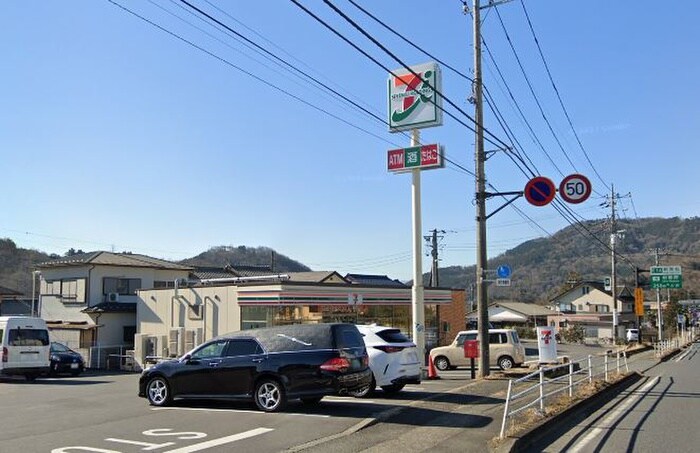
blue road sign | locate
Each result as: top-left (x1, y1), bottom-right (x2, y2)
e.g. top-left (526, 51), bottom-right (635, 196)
top-left (497, 265), bottom-right (512, 279)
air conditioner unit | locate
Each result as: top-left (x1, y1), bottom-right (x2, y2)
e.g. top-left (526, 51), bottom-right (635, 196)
top-left (107, 292), bottom-right (119, 302)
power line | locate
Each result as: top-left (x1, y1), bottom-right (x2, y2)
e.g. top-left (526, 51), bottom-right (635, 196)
top-left (105, 0), bottom-right (403, 149)
top-left (290, 0), bottom-right (512, 151)
top-left (492, 5), bottom-right (579, 174)
top-left (519, 0), bottom-right (611, 192)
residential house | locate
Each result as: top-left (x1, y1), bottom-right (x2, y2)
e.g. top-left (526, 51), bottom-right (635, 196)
top-left (36, 252), bottom-right (192, 358)
top-left (547, 281), bottom-right (635, 339)
top-left (0, 285), bottom-right (34, 316)
top-left (466, 301), bottom-right (554, 328)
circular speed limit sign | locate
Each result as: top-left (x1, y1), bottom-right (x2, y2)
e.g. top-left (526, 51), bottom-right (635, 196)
top-left (559, 174), bottom-right (592, 204)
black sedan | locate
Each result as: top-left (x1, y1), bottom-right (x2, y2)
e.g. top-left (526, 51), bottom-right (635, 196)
top-left (49, 342), bottom-right (85, 376)
top-left (139, 323), bottom-right (372, 412)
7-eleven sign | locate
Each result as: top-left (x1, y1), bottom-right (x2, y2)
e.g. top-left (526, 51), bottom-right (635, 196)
top-left (388, 62), bottom-right (443, 132)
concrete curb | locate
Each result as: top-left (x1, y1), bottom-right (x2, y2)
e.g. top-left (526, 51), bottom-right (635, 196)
top-left (495, 372), bottom-right (644, 453)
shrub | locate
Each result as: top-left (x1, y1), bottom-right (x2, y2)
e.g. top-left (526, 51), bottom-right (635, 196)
top-left (514, 326), bottom-right (536, 339)
top-left (560, 325), bottom-right (585, 344)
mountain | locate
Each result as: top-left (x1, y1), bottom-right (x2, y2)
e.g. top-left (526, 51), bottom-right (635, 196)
top-left (0, 239), bottom-right (53, 296)
top-left (179, 245), bottom-right (311, 272)
top-left (2, 217), bottom-right (698, 304)
top-left (432, 217), bottom-right (700, 304)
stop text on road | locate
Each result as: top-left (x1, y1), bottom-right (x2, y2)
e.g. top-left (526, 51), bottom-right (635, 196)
top-left (558, 174), bottom-right (592, 204)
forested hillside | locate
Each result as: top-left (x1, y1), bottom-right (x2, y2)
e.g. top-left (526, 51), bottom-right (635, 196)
top-left (434, 217), bottom-right (700, 303)
top-left (1, 217), bottom-right (698, 304)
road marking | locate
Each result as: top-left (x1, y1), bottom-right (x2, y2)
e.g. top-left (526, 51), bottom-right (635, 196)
top-left (570, 376), bottom-right (660, 453)
top-left (152, 407), bottom-right (329, 417)
top-left (161, 428), bottom-right (273, 453)
top-left (674, 347), bottom-right (693, 362)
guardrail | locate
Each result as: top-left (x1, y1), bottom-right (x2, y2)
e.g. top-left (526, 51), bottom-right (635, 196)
top-left (499, 350), bottom-right (628, 439)
top-left (654, 330), bottom-right (696, 357)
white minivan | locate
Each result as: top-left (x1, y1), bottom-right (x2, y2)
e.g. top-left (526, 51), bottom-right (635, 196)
top-left (0, 316), bottom-right (51, 380)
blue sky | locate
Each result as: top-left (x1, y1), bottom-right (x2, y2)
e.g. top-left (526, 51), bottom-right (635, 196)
top-left (1, 1), bottom-right (698, 280)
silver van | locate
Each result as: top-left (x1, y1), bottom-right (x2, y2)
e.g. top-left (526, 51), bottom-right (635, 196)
top-left (429, 328), bottom-right (526, 370)
top-left (0, 316), bottom-right (51, 380)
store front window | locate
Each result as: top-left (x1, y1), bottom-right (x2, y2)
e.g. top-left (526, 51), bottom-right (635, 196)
top-left (240, 304), bottom-right (439, 350)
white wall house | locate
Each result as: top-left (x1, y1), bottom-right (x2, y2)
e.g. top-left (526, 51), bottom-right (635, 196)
top-left (547, 281), bottom-right (636, 339)
top-left (37, 252), bottom-right (192, 355)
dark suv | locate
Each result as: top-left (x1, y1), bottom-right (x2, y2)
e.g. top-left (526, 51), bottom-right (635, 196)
top-left (138, 323), bottom-right (372, 412)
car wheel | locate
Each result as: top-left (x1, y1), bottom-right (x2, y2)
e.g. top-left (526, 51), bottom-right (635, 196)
top-left (301, 396), bottom-right (323, 405)
top-left (254, 378), bottom-right (287, 412)
top-left (25, 374), bottom-right (38, 382)
top-left (498, 356), bottom-right (515, 370)
top-left (380, 383), bottom-right (405, 395)
top-left (146, 376), bottom-right (172, 406)
top-left (348, 375), bottom-right (375, 398)
top-left (434, 356), bottom-right (450, 371)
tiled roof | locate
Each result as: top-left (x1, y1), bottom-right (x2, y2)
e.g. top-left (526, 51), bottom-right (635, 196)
top-left (190, 267), bottom-right (240, 280)
top-left (287, 271), bottom-right (348, 283)
top-left (344, 274), bottom-right (407, 287)
top-left (492, 301), bottom-right (553, 317)
top-left (228, 265), bottom-right (275, 277)
top-left (38, 251), bottom-right (192, 271)
top-left (82, 302), bottom-right (137, 314)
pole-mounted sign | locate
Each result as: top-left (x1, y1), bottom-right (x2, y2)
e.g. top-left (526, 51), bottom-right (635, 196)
top-left (387, 144), bottom-right (444, 173)
top-left (524, 176), bottom-right (556, 206)
top-left (388, 62), bottom-right (443, 132)
top-left (559, 174), bottom-right (592, 204)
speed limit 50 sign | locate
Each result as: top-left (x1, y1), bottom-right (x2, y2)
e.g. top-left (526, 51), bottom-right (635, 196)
top-left (559, 174), bottom-right (592, 204)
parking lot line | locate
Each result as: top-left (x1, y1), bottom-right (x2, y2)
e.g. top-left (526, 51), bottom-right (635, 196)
top-left (151, 407), bottom-right (330, 417)
top-left (161, 428), bottom-right (274, 453)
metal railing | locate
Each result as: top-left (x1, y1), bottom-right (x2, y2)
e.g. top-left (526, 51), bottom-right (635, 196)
top-left (499, 351), bottom-right (628, 438)
top-left (654, 330), bottom-right (697, 357)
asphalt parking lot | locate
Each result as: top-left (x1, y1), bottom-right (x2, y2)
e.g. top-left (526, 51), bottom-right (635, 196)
top-left (0, 340), bottom-right (628, 453)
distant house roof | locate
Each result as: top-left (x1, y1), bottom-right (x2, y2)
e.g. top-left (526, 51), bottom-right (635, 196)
top-left (467, 301), bottom-right (552, 322)
top-left (0, 285), bottom-right (21, 296)
top-left (82, 302), bottom-right (137, 314)
top-left (549, 280), bottom-right (634, 303)
top-left (287, 271), bottom-right (348, 284)
top-left (37, 251), bottom-right (192, 271)
top-left (344, 274), bottom-right (407, 287)
top-left (190, 266), bottom-right (239, 280)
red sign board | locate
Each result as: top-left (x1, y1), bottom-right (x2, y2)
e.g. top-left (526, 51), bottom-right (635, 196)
top-left (524, 176), bottom-right (556, 207)
top-left (387, 143), bottom-right (443, 172)
top-left (464, 339), bottom-right (479, 359)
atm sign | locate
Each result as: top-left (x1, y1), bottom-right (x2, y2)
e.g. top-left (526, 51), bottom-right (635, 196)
top-left (388, 144), bottom-right (443, 172)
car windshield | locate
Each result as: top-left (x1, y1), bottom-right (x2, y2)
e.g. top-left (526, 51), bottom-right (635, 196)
top-left (51, 342), bottom-right (71, 352)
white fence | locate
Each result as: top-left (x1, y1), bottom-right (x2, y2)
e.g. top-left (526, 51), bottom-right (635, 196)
top-left (499, 351), bottom-right (629, 438)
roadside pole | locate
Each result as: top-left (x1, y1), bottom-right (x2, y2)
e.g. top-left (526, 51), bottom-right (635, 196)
top-left (472, 0), bottom-right (490, 377)
top-left (410, 128), bottom-right (426, 374)
top-left (655, 249), bottom-right (662, 341)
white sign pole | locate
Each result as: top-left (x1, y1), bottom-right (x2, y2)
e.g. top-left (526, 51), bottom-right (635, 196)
top-left (410, 128), bottom-right (425, 374)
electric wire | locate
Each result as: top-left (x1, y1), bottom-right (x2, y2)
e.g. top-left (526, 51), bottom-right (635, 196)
top-left (290, 0), bottom-right (512, 151)
top-left (519, 0), bottom-right (611, 192)
top-left (493, 5), bottom-right (579, 174)
top-left (174, 0), bottom-right (478, 178)
top-left (105, 0), bottom-right (404, 149)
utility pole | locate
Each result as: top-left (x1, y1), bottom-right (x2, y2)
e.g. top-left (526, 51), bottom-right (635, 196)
top-left (654, 248), bottom-right (663, 341)
top-left (609, 184), bottom-right (618, 342)
top-left (472, 0), bottom-right (489, 378)
top-left (425, 229), bottom-right (445, 287)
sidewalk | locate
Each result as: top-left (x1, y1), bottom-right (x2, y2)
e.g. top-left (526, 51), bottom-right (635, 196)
top-left (289, 346), bottom-right (669, 453)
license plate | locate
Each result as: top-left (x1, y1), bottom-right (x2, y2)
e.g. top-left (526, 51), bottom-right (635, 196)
top-left (71, 363), bottom-right (79, 369)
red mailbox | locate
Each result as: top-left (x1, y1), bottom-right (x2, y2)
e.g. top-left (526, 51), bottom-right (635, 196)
top-left (464, 339), bottom-right (479, 359)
